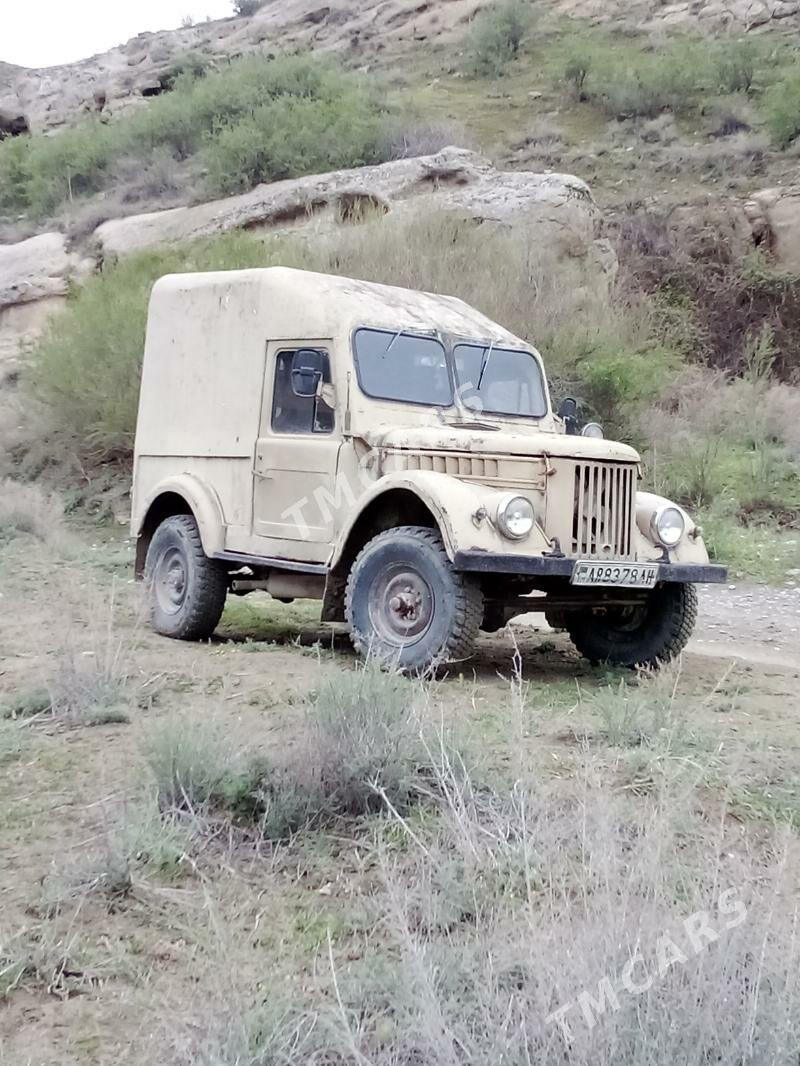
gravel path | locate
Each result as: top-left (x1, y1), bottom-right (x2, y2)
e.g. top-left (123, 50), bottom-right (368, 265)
top-left (692, 582), bottom-right (800, 668)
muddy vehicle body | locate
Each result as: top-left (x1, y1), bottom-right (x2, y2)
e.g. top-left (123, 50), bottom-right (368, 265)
top-left (131, 267), bottom-right (726, 671)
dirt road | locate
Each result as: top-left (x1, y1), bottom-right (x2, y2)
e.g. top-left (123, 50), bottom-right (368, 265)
top-left (691, 582), bottom-right (800, 669)
top-left (514, 582), bottom-right (800, 672)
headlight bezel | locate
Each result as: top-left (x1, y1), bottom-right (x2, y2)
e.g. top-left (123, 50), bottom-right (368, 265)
top-left (496, 494), bottom-right (535, 541)
top-left (650, 505), bottom-right (686, 548)
top-left (581, 422), bottom-right (604, 439)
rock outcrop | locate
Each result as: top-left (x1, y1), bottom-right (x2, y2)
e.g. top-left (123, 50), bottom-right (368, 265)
top-left (1, 0), bottom-right (797, 135)
top-left (745, 187), bottom-right (800, 273)
top-left (0, 234), bottom-right (90, 378)
top-left (95, 147), bottom-right (611, 264)
top-left (0, 149), bottom-right (615, 372)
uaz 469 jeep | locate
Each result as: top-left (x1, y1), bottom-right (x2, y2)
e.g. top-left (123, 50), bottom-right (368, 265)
top-left (132, 267), bottom-right (726, 670)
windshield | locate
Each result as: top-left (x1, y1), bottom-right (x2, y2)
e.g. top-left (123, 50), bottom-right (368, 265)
top-left (453, 343), bottom-right (547, 418)
top-left (352, 328), bottom-right (548, 419)
top-left (353, 328), bottom-right (452, 407)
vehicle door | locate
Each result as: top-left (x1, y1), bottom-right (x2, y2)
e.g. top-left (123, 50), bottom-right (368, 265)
top-left (252, 341), bottom-right (342, 560)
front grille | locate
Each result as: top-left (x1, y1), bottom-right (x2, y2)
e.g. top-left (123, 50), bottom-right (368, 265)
top-left (572, 462), bottom-right (636, 558)
top-left (381, 449), bottom-right (545, 490)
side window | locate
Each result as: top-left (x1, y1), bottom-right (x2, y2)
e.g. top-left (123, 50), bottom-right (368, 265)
top-left (271, 349), bottom-right (334, 435)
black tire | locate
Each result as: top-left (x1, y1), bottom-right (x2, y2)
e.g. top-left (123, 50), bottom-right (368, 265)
top-left (345, 526), bottom-right (484, 672)
top-left (144, 515), bottom-right (228, 641)
top-left (566, 582), bottom-right (698, 668)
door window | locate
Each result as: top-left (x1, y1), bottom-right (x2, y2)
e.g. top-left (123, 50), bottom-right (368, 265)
top-left (271, 349), bottom-right (334, 435)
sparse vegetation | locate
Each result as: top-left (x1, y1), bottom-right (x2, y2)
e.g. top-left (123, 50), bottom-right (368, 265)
top-left (306, 666), bottom-right (429, 816)
top-left (466, 0), bottom-right (533, 78)
top-left (0, 55), bottom-right (390, 217)
top-left (0, 479), bottom-right (65, 546)
top-left (764, 74), bottom-right (800, 148)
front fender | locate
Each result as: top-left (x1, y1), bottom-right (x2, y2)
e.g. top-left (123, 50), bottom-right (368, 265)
top-left (134, 473), bottom-right (227, 558)
top-left (331, 471), bottom-right (551, 568)
top-left (635, 490), bottom-right (711, 565)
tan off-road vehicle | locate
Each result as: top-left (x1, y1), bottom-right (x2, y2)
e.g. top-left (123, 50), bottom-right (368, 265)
top-left (131, 266), bottom-right (726, 671)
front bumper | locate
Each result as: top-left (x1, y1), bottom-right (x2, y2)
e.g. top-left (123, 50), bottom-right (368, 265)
top-left (453, 551), bottom-right (728, 584)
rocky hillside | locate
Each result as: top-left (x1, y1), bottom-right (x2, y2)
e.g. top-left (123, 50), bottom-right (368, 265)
top-left (2, 0), bottom-right (799, 135)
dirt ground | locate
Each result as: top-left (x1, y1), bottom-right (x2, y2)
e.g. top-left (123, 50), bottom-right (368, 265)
top-left (1, 528), bottom-right (799, 1064)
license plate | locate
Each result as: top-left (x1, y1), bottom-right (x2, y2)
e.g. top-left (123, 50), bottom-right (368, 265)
top-left (571, 561), bottom-right (659, 589)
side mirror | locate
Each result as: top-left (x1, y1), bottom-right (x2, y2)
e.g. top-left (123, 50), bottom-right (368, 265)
top-left (291, 348), bottom-right (324, 398)
top-left (558, 397), bottom-right (580, 436)
top-left (558, 397), bottom-right (578, 420)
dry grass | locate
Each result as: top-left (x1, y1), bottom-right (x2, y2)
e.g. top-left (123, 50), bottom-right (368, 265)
top-left (0, 478), bottom-right (65, 547)
top-left (43, 584), bottom-right (135, 727)
top-left (164, 675), bottom-right (800, 1065)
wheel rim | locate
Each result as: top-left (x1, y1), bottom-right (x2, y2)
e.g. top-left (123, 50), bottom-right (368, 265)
top-left (367, 564), bottom-right (434, 648)
top-left (153, 546), bottom-right (188, 616)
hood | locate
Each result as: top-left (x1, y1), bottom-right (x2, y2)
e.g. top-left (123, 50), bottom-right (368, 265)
top-left (364, 425), bottom-right (641, 464)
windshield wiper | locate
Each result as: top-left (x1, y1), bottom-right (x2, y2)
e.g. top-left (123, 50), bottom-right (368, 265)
top-left (384, 328), bottom-right (405, 354)
top-left (475, 340), bottom-right (495, 391)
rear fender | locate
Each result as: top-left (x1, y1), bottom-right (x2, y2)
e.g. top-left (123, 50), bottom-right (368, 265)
top-left (134, 474), bottom-right (226, 576)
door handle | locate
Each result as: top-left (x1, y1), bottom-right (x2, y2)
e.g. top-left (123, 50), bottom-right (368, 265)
top-left (252, 469), bottom-right (274, 480)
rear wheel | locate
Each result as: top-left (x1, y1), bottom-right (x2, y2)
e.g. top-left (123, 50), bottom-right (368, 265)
top-left (345, 526), bottom-right (483, 672)
top-left (566, 582), bottom-right (698, 668)
top-left (144, 515), bottom-right (228, 641)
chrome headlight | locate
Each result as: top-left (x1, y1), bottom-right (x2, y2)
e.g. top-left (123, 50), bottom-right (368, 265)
top-left (496, 495), bottom-right (535, 540)
top-left (651, 506), bottom-right (685, 548)
top-left (582, 422), bottom-right (604, 439)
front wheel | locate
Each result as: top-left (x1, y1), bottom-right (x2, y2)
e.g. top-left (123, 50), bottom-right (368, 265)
top-left (566, 583), bottom-right (698, 668)
top-left (345, 526), bottom-right (484, 672)
top-left (144, 515), bottom-right (228, 641)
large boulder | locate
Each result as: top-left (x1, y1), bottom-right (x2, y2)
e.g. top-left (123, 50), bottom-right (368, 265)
top-left (0, 233), bottom-right (89, 377)
top-left (745, 187), bottom-right (800, 273)
top-left (95, 147), bottom-right (614, 273)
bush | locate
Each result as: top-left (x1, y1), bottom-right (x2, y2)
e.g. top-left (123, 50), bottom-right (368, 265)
top-left (0, 55), bottom-right (390, 218)
top-left (563, 51), bottom-right (591, 99)
top-left (306, 665), bottom-right (426, 816)
top-left (576, 343), bottom-right (677, 439)
top-left (0, 479), bottom-right (64, 545)
top-left (764, 75), bottom-right (800, 148)
top-left (203, 90), bottom-right (387, 196)
top-left (592, 54), bottom-right (697, 119)
top-left (714, 40), bottom-right (758, 95)
top-left (466, 0), bottom-right (532, 78)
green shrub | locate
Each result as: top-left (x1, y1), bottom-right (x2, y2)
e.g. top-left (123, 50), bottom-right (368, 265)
top-left (0, 55), bottom-right (390, 218)
top-left (563, 51), bottom-right (592, 98)
top-left (576, 344), bottom-right (677, 438)
top-left (307, 665), bottom-right (425, 816)
top-left (764, 75), bottom-right (800, 148)
top-left (714, 40), bottom-right (758, 95)
top-left (143, 715), bottom-right (245, 813)
top-left (203, 91), bottom-right (386, 196)
top-left (592, 54), bottom-right (697, 119)
top-left (466, 0), bottom-right (532, 78)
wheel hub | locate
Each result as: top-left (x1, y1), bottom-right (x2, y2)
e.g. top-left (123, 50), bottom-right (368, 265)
top-left (369, 566), bottom-right (434, 646)
top-left (154, 547), bottom-right (188, 615)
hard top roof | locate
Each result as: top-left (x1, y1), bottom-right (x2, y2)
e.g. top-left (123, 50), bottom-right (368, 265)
top-left (151, 266), bottom-right (527, 347)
